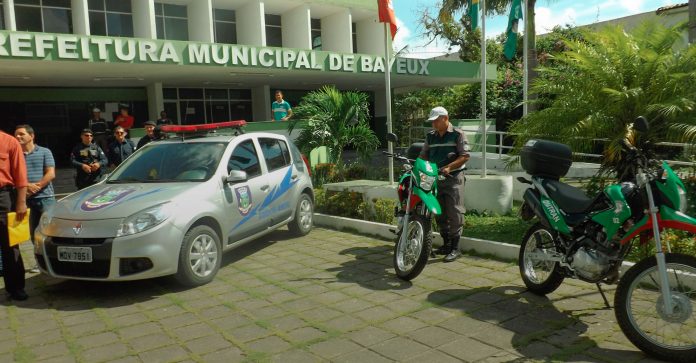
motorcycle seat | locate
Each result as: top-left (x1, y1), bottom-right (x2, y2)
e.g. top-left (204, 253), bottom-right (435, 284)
top-left (541, 179), bottom-right (594, 214)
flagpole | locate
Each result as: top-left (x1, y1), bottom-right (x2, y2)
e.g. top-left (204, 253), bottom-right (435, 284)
top-left (384, 22), bottom-right (394, 185)
top-left (480, 0), bottom-right (487, 178)
top-left (523, 0), bottom-right (528, 116)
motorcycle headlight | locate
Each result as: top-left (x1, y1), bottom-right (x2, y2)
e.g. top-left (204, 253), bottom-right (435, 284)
top-left (420, 173), bottom-right (436, 191)
top-left (678, 186), bottom-right (688, 213)
top-left (117, 202), bottom-right (172, 237)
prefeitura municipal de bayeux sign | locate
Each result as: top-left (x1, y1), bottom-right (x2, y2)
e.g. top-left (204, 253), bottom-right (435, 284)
top-left (0, 31), bottom-right (437, 76)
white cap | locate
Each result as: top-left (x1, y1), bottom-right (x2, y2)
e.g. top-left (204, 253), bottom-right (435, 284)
top-left (92, 108), bottom-right (101, 113)
top-left (427, 106), bottom-right (448, 121)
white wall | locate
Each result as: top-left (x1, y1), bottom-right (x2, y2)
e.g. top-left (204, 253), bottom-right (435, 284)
top-left (71, 0), bottom-right (89, 35)
top-left (237, 0), bottom-right (265, 46)
top-left (132, 0), bottom-right (156, 39)
top-left (3, 0), bottom-right (15, 31)
top-left (321, 9), bottom-right (352, 53)
top-left (282, 4), bottom-right (311, 50)
top-left (356, 16), bottom-right (385, 55)
top-left (188, 0), bottom-right (213, 42)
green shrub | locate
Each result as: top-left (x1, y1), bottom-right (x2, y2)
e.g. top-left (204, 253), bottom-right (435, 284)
top-left (343, 162), bottom-right (368, 181)
top-left (313, 163), bottom-right (338, 187)
top-left (314, 188), bottom-right (365, 219)
top-left (371, 198), bottom-right (397, 225)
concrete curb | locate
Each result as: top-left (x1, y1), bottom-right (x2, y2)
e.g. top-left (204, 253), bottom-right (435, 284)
top-left (314, 213), bottom-right (635, 274)
top-left (314, 213), bottom-right (520, 261)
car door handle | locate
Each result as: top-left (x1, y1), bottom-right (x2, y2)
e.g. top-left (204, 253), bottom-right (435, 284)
top-left (291, 174), bottom-right (299, 180)
top-left (261, 185), bottom-right (270, 192)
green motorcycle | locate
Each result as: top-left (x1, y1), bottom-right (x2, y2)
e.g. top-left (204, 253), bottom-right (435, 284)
top-left (518, 117), bottom-right (696, 362)
top-left (385, 133), bottom-right (455, 281)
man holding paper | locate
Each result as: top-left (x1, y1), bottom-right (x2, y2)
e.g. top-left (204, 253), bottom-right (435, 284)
top-left (0, 130), bottom-right (28, 301)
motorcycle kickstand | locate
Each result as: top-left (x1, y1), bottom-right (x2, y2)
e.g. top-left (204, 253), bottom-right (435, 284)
top-left (596, 283), bottom-right (611, 309)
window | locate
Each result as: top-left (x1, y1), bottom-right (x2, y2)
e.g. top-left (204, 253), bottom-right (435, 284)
top-left (260, 138), bottom-right (290, 172)
top-left (311, 18), bottom-right (321, 50)
top-left (228, 140), bottom-right (261, 178)
top-left (352, 22), bottom-right (357, 53)
top-left (265, 14), bottom-right (281, 47)
top-left (163, 87), bottom-right (253, 124)
top-left (88, 0), bottom-right (133, 37)
top-left (214, 8), bottom-right (236, 44)
top-left (155, 2), bottom-right (188, 41)
top-left (0, 1), bottom-right (4, 30)
top-left (15, 0), bottom-right (72, 33)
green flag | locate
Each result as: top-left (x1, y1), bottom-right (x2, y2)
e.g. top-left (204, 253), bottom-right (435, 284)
top-left (504, 0), bottom-right (523, 60)
top-left (469, 0), bottom-right (479, 30)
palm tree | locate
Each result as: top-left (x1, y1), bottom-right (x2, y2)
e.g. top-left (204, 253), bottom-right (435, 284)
top-left (508, 22), bottom-right (696, 177)
top-left (287, 85), bottom-right (379, 165)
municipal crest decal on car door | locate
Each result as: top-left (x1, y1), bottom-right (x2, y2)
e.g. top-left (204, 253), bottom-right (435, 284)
top-left (235, 186), bottom-right (253, 216)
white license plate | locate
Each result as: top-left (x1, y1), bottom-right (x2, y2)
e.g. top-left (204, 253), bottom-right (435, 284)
top-left (57, 247), bottom-right (93, 263)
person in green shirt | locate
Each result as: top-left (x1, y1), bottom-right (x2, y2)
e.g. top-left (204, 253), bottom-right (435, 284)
top-left (272, 90), bottom-right (293, 121)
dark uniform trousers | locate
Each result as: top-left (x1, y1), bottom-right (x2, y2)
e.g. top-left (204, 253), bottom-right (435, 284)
top-left (436, 173), bottom-right (465, 240)
top-left (0, 189), bottom-right (25, 294)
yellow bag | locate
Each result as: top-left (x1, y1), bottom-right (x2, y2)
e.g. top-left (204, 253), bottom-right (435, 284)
top-left (8, 209), bottom-right (31, 247)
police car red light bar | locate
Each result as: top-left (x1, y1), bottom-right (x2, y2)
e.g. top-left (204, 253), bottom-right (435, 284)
top-left (160, 120), bottom-right (246, 133)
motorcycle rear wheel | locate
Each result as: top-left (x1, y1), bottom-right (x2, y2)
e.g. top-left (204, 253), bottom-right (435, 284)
top-left (394, 214), bottom-right (432, 281)
top-left (615, 253), bottom-right (696, 363)
top-left (519, 223), bottom-right (565, 295)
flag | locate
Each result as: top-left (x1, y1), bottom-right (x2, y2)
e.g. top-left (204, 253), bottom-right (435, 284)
top-left (469, 0), bottom-right (479, 30)
top-left (378, 0), bottom-right (397, 39)
top-left (504, 0), bottom-right (523, 60)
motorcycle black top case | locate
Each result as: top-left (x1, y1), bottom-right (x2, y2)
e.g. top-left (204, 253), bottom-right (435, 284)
top-left (520, 139), bottom-right (572, 179)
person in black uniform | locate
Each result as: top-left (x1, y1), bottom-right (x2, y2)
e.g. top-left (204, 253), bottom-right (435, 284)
top-left (88, 108), bottom-right (110, 152)
top-left (107, 126), bottom-right (136, 168)
top-left (419, 107), bottom-right (470, 262)
top-left (136, 121), bottom-right (158, 149)
top-left (70, 129), bottom-right (108, 190)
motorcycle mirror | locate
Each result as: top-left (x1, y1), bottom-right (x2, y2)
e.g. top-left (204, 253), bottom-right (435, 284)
top-left (386, 133), bottom-right (398, 143)
top-left (634, 116), bottom-right (649, 133)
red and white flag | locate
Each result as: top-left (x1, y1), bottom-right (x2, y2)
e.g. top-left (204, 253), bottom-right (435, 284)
top-left (377, 0), bottom-right (397, 39)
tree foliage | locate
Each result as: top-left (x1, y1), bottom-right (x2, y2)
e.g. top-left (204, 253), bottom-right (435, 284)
top-left (509, 21), bottom-right (696, 177)
top-left (287, 85), bottom-right (379, 164)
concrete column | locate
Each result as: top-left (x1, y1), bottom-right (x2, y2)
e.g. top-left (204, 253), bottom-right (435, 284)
top-left (3, 0), bottom-right (16, 31)
top-left (251, 85), bottom-right (271, 122)
top-left (147, 82), bottom-right (164, 122)
top-left (71, 0), bottom-right (89, 35)
top-left (237, 0), bottom-right (265, 46)
top-left (132, 0), bottom-right (156, 39)
top-left (321, 9), bottom-right (352, 53)
top-left (282, 4), bottom-right (310, 49)
top-left (356, 16), bottom-right (386, 55)
top-left (188, 0), bottom-right (213, 42)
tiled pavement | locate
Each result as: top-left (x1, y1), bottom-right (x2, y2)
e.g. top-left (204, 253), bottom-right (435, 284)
top-left (1, 228), bottom-right (665, 363)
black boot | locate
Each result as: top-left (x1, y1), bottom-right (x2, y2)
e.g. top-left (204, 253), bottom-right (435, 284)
top-left (444, 237), bottom-right (461, 262)
top-left (434, 235), bottom-right (451, 256)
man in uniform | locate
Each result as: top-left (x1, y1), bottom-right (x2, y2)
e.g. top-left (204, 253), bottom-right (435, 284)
top-left (71, 129), bottom-right (108, 190)
top-left (419, 106), bottom-right (470, 262)
top-left (107, 126), bottom-right (136, 167)
top-left (137, 121), bottom-right (158, 149)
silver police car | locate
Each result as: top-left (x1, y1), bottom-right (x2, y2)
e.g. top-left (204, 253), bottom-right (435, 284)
top-left (34, 128), bottom-right (314, 286)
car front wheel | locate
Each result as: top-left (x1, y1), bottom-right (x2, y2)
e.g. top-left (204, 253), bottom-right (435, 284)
top-left (175, 225), bottom-right (222, 287)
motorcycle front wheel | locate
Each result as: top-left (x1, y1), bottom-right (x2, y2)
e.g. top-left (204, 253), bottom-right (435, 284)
top-left (394, 214), bottom-right (432, 281)
top-left (615, 253), bottom-right (696, 363)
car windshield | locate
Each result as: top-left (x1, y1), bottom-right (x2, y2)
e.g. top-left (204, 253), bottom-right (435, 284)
top-left (107, 142), bottom-right (227, 183)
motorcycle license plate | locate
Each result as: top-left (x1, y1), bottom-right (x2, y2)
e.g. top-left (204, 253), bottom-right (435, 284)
top-left (57, 247), bottom-right (93, 263)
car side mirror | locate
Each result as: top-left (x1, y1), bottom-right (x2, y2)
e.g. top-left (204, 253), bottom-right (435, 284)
top-left (225, 170), bottom-right (248, 184)
top-left (634, 116), bottom-right (649, 133)
top-left (386, 133), bottom-right (398, 144)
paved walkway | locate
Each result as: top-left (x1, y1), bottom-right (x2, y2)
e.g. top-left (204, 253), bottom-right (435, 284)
top-left (1, 228), bottom-right (665, 362)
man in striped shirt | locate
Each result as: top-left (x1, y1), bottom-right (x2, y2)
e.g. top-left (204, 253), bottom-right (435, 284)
top-left (15, 125), bottom-right (56, 274)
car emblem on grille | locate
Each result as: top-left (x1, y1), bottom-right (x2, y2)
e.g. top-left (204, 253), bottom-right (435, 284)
top-left (72, 223), bottom-right (83, 235)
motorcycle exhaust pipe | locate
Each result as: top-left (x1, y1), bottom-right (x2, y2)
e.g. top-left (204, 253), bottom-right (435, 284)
top-left (523, 188), bottom-right (552, 229)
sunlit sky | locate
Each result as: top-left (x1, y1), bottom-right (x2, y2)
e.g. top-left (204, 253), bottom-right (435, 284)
top-left (392, 0), bottom-right (686, 58)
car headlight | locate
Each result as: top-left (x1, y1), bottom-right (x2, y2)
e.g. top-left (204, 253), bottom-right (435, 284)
top-left (678, 186), bottom-right (687, 213)
top-left (420, 173), bottom-right (436, 191)
top-left (39, 213), bottom-right (52, 230)
top-left (117, 202), bottom-right (172, 237)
